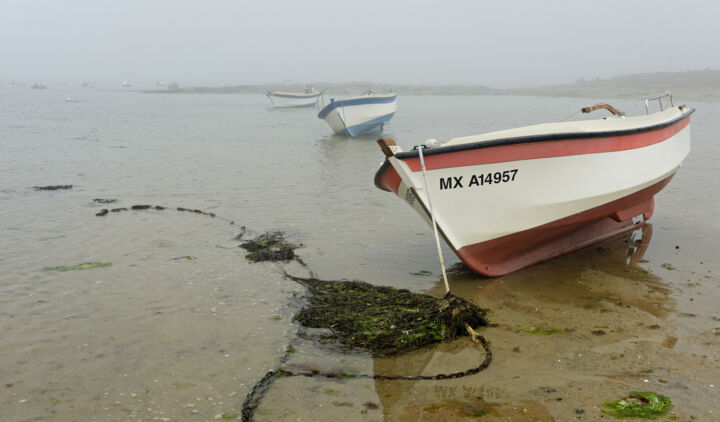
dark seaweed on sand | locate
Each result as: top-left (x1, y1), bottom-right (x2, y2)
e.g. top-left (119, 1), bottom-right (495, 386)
top-left (239, 232), bottom-right (489, 355)
top-left (240, 231), bottom-right (297, 262)
top-left (293, 278), bottom-right (489, 355)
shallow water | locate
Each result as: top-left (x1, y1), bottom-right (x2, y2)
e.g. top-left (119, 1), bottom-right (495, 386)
top-left (1, 87), bottom-right (718, 421)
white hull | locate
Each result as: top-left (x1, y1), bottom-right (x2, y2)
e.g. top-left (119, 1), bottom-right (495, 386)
top-left (318, 93), bottom-right (397, 136)
top-left (267, 92), bottom-right (321, 108)
top-left (402, 124), bottom-right (688, 249)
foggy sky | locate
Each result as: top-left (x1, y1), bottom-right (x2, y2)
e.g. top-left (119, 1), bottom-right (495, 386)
top-left (2, 0), bottom-right (719, 88)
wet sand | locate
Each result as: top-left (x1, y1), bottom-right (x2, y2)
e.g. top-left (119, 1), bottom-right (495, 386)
top-left (5, 224), bottom-right (716, 421)
top-left (258, 228), bottom-right (719, 421)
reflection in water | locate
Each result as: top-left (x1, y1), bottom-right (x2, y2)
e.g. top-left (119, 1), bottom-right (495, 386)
top-left (372, 225), bottom-right (676, 421)
top-left (627, 224), bottom-right (652, 267)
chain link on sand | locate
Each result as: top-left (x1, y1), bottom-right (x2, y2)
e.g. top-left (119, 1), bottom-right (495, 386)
top-left (241, 326), bottom-right (491, 421)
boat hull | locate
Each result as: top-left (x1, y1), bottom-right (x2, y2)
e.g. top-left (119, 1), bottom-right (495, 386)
top-left (375, 107), bottom-right (692, 276)
top-left (318, 94), bottom-right (397, 136)
top-left (454, 179), bottom-right (666, 276)
top-left (267, 92), bottom-right (321, 108)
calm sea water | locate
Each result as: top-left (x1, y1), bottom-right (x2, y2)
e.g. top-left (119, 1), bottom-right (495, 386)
top-left (1, 87), bottom-right (718, 421)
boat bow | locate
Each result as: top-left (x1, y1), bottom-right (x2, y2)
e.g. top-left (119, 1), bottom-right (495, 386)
top-left (374, 104), bottom-right (694, 276)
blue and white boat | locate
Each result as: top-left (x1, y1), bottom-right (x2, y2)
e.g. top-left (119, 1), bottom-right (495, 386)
top-left (317, 86), bottom-right (397, 136)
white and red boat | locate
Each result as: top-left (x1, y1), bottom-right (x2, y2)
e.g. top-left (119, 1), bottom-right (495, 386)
top-left (374, 95), bottom-right (693, 276)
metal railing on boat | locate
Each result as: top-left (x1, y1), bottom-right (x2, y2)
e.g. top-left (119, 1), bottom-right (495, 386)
top-left (645, 92), bottom-right (673, 114)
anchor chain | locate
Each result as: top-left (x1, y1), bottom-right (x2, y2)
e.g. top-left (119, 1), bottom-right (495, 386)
top-left (241, 334), bottom-right (491, 421)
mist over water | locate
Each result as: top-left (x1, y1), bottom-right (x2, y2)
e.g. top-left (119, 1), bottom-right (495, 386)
top-left (2, 1), bottom-right (720, 87)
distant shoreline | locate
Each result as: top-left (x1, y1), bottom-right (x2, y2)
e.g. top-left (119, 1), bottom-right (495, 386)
top-left (143, 69), bottom-right (720, 103)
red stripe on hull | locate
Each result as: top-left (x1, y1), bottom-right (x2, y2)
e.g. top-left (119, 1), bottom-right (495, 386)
top-left (404, 117), bottom-right (689, 171)
top-left (455, 175), bottom-right (675, 277)
top-left (378, 165), bottom-right (402, 194)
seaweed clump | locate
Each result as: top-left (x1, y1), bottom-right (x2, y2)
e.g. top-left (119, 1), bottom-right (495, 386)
top-left (293, 277), bottom-right (489, 355)
top-left (240, 232), bottom-right (297, 262)
top-left (34, 185), bottom-right (72, 191)
top-left (602, 391), bottom-right (672, 419)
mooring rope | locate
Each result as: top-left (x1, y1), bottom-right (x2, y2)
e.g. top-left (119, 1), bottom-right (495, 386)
top-left (559, 109), bottom-right (581, 121)
top-left (417, 145), bottom-right (451, 296)
top-left (559, 94), bottom-right (663, 122)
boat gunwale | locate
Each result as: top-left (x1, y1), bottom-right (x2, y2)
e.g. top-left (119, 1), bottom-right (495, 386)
top-left (373, 107), bottom-right (694, 191)
top-left (317, 93), bottom-right (398, 119)
top-left (393, 107), bottom-right (694, 160)
top-left (267, 91), bottom-right (321, 99)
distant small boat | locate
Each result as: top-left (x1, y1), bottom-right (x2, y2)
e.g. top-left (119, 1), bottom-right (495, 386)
top-left (317, 86), bottom-right (397, 136)
top-left (375, 94), bottom-right (692, 276)
top-left (66, 97), bottom-right (82, 102)
top-left (7, 81), bottom-right (25, 88)
top-left (122, 80), bottom-right (133, 88)
top-left (266, 86), bottom-right (321, 108)
top-left (30, 83), bottom-right (47, 89)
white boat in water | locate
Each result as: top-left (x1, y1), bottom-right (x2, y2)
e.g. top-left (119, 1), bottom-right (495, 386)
top-left (267, 86), bottom-right (321, 108)
top-left (317, 86), bottom-right (397, 136)
top-left (375, 93), bottom-right (692, 276)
